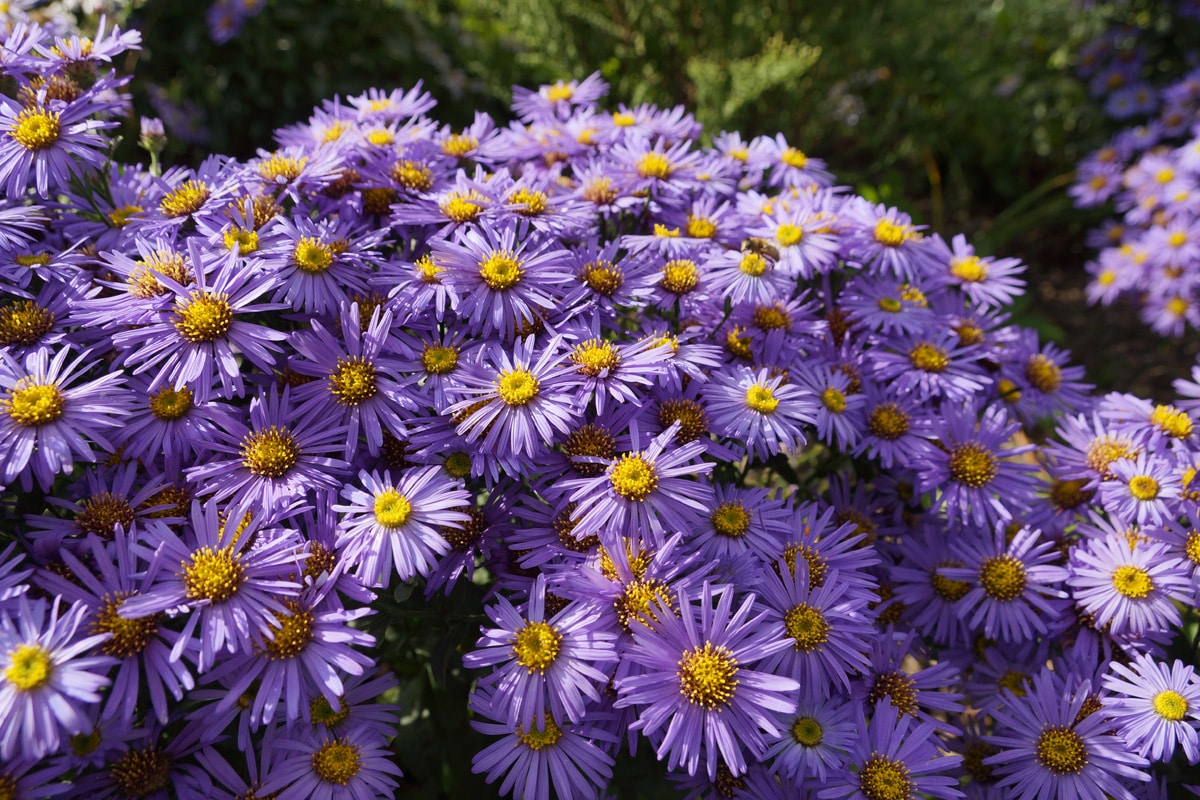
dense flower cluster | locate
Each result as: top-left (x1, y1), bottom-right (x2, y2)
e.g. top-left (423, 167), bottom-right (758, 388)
top-left (2, 11), bottom-right (1200, 800)
top-left (1071, 4), bottom-right (1200, 335)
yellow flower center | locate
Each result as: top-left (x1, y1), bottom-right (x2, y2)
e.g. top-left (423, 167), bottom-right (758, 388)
top-left (678, 642), bottom-right (739, 709)
top-left (868, 671), bottom-right (919, 716)
top-left (310, 694), bottom-right (351, 729)
top-left (76, 492), bottom-right (136, 539)
top-left (582, 176), bottom-right (618, 205)
top-left (329, 356), bottom-right (377, 407)
top-left (91, 591), bottom-right (160, 659)
top-left (4, 643), bottom-right (52, 691)
top-left (422, 343), bottom-right (459, 375)
top-left (739, 252), bottom-right (768, 276)
top-left (240, 426), bottom-right (300, 478)
top-left (441, 133), bottom-right (479, 158)
top-left (657, 398), bottom-right (708, 443)
top-left (1085, 436), bottom-right (1136, 477)
top-left (373, 489), bottom-right (413, 528)
top-left (752, 304), bottom-right (790, 331)
top-left (781, 147), bottom-right (808, 169)
top-left (686, 215), bottom-right (717, 239)
top-left (616, 578), bottom-right (675, 629)
top-left (930, 561), bottom-right (971, 601)
top-left (257, 153), bottom-right (308, 182)
top-left (874, 219), bottom-right (915, 247)
top-left (580, 260), bottom-right (624, 296)
top-left (129, 250), bottom-right (192, 298)
top-left (182, 546), bottom-right (244, 603)
top-left (660, 259), bottom-right (699, 295)
top-left (908, 342), bottom-right (949, 372)
top-left (710, 502), bottom-right (751, 538)
top-left (293, 238), bottom-right (335, 274)
top-left (775, 223), bottom-right (804, 247)
top-left (148, 386), bottom-right (193, 421)
top-left (821, 386), bottom-right (847, 413)
top-left (111, 747), bottom-right (171, 799)
top-left (391, 160), bottom-right (434, 191)
top-left (1111, 564), bottom-right (1153, 599)
top-left (517, 715), bottom-right (563, 750)
top-left (745, 383), bottom-right (780, 414)
top-left (160, 180), bottom-right (211, 218)
top-left (571, 339), bottom-right (621, 377)
top-left (513, 621), bottom-right (562, 673)
top-left (4, 380), bottom-right (64, 427)
top-left (508, 188), bottom-right (549, 216)
top-left (792, 716), bottom-right (823, 747)
top-left (1150, 404), bottom-right (1193, 438)
top-left (868, 403), bottom-right (909, 440)
top-left (979, 554), bottom-right (1026, 601)
top-left (479, 250), bottom-right (523, 290)
top-left (859, 755), bottom-right (913, 800)
top-left (609, 454), bottom-right (658, 501)
top-left (947, 442), bottom-right (998, 488)
top-left (1025, 354), bottom-right (1062, 393)
top-left (223, 226), bottom-right (259, 254)
top-left (264, 602), bottom-right (315, 660)
top-left (949, 255), bottom-right (988, 282)
top-left (311, 740), bottom-right (361, 785)
top-left (496, 368), bottom-right (540, 405)
top-left (637, 152), bottom-right (673, 179)
top-left (562, 424), bottom-right (616, 476)
top-left (0, 300), bottom-right (54, 348)
top-left (10, 108), bottom-right (60, 150)
top-left (439, 192), bottom-right (483, 223)
top-left (1127, 475), bottom-right (1160, 501)
top-left (1153, 690), bottom-right (1189, 721)
top-left (1034, 726), bottom-right (1087, 775)
top-left (174, 291), bottom-right (234, 343)
top-left (784, 603), bottom-right (829, 651)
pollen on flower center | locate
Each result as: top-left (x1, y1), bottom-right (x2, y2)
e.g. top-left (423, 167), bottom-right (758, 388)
top-left (792, 716), bottom-right (823, 747)
top-left (1085, 435), bottom-right (1136, 477)
top-left (686, 215), bottom-right (716, 238)
top-left (874, 219), bottom-right (915, 247)
top-left (781, 146), bottom-right (808, 168)
top-left (1035, 726), bottom-right (1087, 775)
top-left (1150, 404), bottom-right (1193, 438)
top-left (311, 739), bottom-right (362, 785)
top-left (947, 442), bottom-right (998, 488)
top-left (479, 250), bottom-right (524, 290)
top-left (858, 755), bottom-right (913, 800)
top-left (223, 226), bottom-right (259, 254)
top-left (76, 492), bottom-right (135, 539)
top-left (111, 746), bottom-right (171, 799)
top-left (310, 694), bottom-right (351, 728)
top-left (258, 153), bottom-right (308, 182)
top-left (571, 339), bottom-right (621, 376)
top-left (148, 386), bottom-right (193, 421)
top-left (781, 542), bottom-right (829, 589)
top-left (657, 398), bottom-right (708, 443)
top-left (744, 382), bottom-right (780, 415)
top-left (978, 554), bottom-right (1026, 601)
top-left (637, 152), bottom-right (673, 179)
top-left (508, 187), bottom-right (549, 216)
top-left (950, 255), bottom-right (988, 282)
top-left (10, 108), bottom-right (60, 150)
top-left (562, 423), bottom-right (616, 476)
top-left (752, 304), bottom-right (790, 331)
top-left (616, 578), bottom-right (674, 629)
top-left (0, 300), bottom-right (54, 347)
top-left (908, 342), bottom-right (949, 372)
top-left (130, 250), bottom-right (192, 298)
top-left (391, 160), bottom-right (434, 191)
top-left (868, 671), bottom-right (919, 717)
top-left (182, 546), bottom-right (245, 603)
top-left (930, 561), bottom-right (971, 601)
top-left (821, 386), bottom-right (847, 413)
top-left (293, 237), bottom-right (335, 274)
top-left (329, 356), bottom-right (378, 407)
top-left (775, 223), bottom-right (804, 247)
top-left (660, 259), bottom-right (699, 295)
top-left (264, 602), bottom-right (315, 660)
top-left (440, 192), bottom-right (483, 223)
top-left (240, 426), bottom-right (300, 478)
top-left (710, 502), bottom-right (751, 538)
top-left (677, 642), bottom-right (739, 709)
top-left (1153, 689), bottom-right (1189, 721)
top-left (1111, 564), bottom-right (1153, 599)
top-left (1025, 354), bottom-right (1062, 393)
top-left (609, 454), bottom-right (658, 501)
top-left (513, 620), bottom-right (562, 673)
top-left (517, 715), bottom-right (563, 751)
top-left (421, 343), bottom-right (459, 375)
top-left (868, 403), bottom-right (910, 440)
top-left (5, 643), bottom-right (52, 690)
top-left (91, 592), bottom-right (160, 659)
top-left (496, 368), bottom-right (540, 405)
top-left (739, 252), bottom-right (768, 276)
top-left (5, 381), bottom-right (65, 427)
top-left (174, 291), bottom-right (234, 343)
top-left (373, 489), bottom-right (413, 528)
top-left (784, 603), bottom-right (830, 651)
top-left (579, 260), bottom-right (624, 296)
top-left (1127, 474), bottom-right (1160, 501)
top-left (159, 180), bottom-right (211, 218)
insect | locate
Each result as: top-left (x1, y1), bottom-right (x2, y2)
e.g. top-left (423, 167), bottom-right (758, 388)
top-left (739, 237), bottom-right (780, 263)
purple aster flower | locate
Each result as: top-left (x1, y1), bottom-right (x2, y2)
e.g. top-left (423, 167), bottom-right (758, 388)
top-left (915, 403), bottom-right (1038, 529)
top-left (0, 595), bottom-right (114, 761)
top-left (614, 581), bottom-right (800, 780)
top-left (565, 422), bottom-right (714, 549)
top-left (840, 273), bottom-right (937, 336)
top-left (0, 89), bottom-right (117, 198)
top-left (986, 668), bottom-right (1150, 800)
top-left (333, 466), bottom-right (472, 586)
top-left (73, 720), bottom-right (216, 800)
top-left (120, 498), bottom-right (306, 673)
top-left (851, 380), bottom-right (934, 469)
top-left (853, 629), bottom-right (965, 735)
top-left (258, 724), bottom-right (403, 800)
top-left (941, 524), bottom-right (1068, 643)
top-left (702, 245), bottom-right (793, 307)
top-left (763, 695), bottom-right (855, 784)
top-left (1067, 534), bottom-right (1191, 637)
top-left (1103, 652), bottom-right (1200, 763)
top-left (818, 702), bottom-right (963, 800)
top-left (888, 527), bottom-right (974, 648)
top-left (564, 333), bottom-right (672, 416)
top-left (932, 233), bottom-right (1027, 308)
top-left (110, 238), bottom-right (287, 403)
top-left (1101, 452), bottom-right (1182, 527)
top-left (463, 574), bottom-right (617, 729)
top-left (202, 579), bottom-right (375, 726)
top-left (185, 386), bottom-right (349, 513)
top-left (115, 373), bottom-right (240, 470)
top-left (843, 197), bottom-right (940, 280)
top-left (258, 212), bottom-right (384, 315)
top-left (470, 682), bottom-right (617, 800)
top-left (749, 202), bottom-right (841, 278)
top-left (431, 219), bottom-right (575, 339)
top-left (0, 344), bottom-right (129, 491)
top-left (690, 483), bottom-right (793, 566)
top-left (869, 328), bottom-right (988, 404)
top-left (706, 366), bottom-right (817, 461)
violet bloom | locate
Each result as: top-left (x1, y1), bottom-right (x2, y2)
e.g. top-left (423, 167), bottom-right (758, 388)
top-left (0, 89), bottom-right (118, 198)
top-left (0, 595), bottom-right (114, 760)
top-left (464, 574), bottom-right (617, 730)
top-left (258, 725), bottom-right (402, 800)
top-left (614, 582), bottom-right (800, 781)
top-left (1103, 652), bottom-right (1200, 763)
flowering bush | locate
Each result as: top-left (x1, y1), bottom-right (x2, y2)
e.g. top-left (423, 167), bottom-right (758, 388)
top-left (4, 10), bottom-right (1200, 800)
